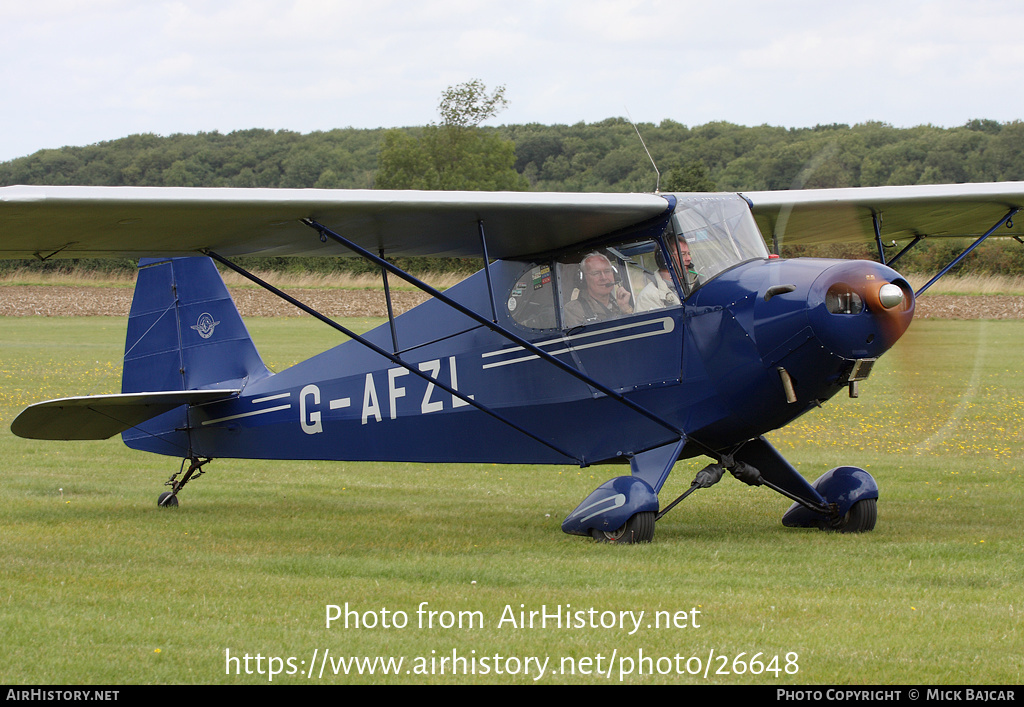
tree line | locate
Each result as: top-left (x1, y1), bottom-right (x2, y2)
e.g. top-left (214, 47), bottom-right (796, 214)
top-left (7, 119), bottom-right (1023, 193)
top-left (3, 81), bottom-right (1024, 278)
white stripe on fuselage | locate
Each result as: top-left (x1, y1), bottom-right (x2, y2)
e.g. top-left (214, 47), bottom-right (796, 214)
top-left (201, 404), bottom-right (291, 425)
top-left (481, 317), bottom-right (674, 370)
top-left (202, 392), bottom-right (293, 426)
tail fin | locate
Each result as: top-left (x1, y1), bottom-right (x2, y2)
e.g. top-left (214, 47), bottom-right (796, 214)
top-left (123, 256), bottom-right (271, 394)
top-left (121, 256), bottom-right (271, 455)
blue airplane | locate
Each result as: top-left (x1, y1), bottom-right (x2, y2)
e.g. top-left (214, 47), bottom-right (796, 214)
top-left (5, 182), bottom-right (1023, 542)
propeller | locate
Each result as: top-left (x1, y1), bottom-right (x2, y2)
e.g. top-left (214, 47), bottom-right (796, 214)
top-left (821, 261), bottom-right (915, 350)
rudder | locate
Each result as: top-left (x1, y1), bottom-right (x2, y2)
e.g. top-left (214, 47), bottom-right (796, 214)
top-left (121, 256), bottom-right (271, 455)
top-left (123, 256), bottom-right (270, 393)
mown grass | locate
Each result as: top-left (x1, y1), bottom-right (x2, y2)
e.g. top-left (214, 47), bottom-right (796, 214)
top-left (1, 317), bottom-right (1021, 684)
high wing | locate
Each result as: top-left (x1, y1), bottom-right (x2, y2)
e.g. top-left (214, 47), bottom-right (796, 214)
top-left (743, 181), bottom-right (1024, 246)
top-left (0, 185), bottom-right (672, 260)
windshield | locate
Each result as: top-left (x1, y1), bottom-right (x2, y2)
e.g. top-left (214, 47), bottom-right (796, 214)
top-left (669, 193), bottom-right (769, 286)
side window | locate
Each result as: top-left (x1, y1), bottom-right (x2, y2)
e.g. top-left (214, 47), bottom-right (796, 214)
top-left (636, 235), bottom-right (691, 310)
top-left (664, 233), bottom-right (699, 296)
top-left (506, 263), bottom-right (557, 330)
top-left (558, 239), bottom-right (677, 328)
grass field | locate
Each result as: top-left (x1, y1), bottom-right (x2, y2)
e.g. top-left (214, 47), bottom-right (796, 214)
top-left (1, 316), bottom-right (1021, 685)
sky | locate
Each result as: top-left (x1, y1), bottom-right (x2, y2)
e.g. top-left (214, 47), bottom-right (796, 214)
top-left (3, 0), bottom-right (1024, 163)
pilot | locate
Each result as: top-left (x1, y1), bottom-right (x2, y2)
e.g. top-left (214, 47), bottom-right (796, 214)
top-left (562, 252), bottom-right (633, 327)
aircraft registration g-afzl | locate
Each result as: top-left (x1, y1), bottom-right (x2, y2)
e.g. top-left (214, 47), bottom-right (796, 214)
top-left (5, 181), bottom-right (1024, 543)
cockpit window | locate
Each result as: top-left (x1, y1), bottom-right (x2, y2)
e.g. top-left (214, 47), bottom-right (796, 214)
top-left (558, 249), bottom-right (633, 328)
top-left (506, 197), bottom-right (765, 330)
top-left (507, 263), bottom-right (557, 329)
top-left (670, 194), bottom-right (769, 286)
top-left (508, 226), bottom-right (729, 331)
top-left (557, 238), bottom-right (679, 328)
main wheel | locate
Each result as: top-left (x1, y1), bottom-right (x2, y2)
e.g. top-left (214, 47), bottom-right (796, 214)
top-left (829, 498), bottom-right (876, 533)
top-left (158, 492), bottom-right (179, 508)
top-left (590, 511), bottom-right (655, 544)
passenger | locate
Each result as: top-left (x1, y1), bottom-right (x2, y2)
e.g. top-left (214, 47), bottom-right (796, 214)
top-left (562, 252), bottom-right (633, 327)
top-left (676, 238), bottom-right (700, 289)
top-left (636, 249), bottom-right (681, 311)
top-left (636, 238), bottom-right (699, 311)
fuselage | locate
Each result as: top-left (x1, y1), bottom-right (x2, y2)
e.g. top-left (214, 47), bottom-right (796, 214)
top-left (126, 194), bottom-right (914, 467)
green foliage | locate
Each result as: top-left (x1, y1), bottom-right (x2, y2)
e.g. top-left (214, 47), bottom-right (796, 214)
top-left (0, 255), bottom-right (480, 280)
top-left (436, 79), bottom-right (509, 129)
top-left (782, 237), bottom-right (1024, 278)
top-left (375, 80), bottom-right (528, 191)
top-left (7, 118), bottom-right (1024, 195)
top-left (662, 161), bottom-right (717, 192)
top-left (375, 126), bottom-right (527, 191)
top-left (0, 128), bottom-right (382, 189)
top-left (0, 258), bottom-right (138, 277)
top-left (6, 116), bottom-right (1024, 275)
top-left (228, 255), bottom-right (480, 277)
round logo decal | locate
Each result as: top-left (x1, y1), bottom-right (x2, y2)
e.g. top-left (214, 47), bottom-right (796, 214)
top-left (191, 312), bottom-right (221, 339)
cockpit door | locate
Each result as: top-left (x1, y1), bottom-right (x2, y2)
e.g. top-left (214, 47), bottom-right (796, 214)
top-left (555, 238), bottom-right (684, 395)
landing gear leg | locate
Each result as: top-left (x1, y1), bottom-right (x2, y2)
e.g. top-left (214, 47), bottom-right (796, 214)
top-left (562, 438), bottom-right (687, 544)
top-left (729, 438), bottom-right (879, 532)
top-left (158, 457), bottom-right (211, 507)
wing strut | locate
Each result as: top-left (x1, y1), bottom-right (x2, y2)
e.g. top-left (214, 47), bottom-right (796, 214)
top-left (302, 218), bottom-right (686, 446)
top-left (379, 248), bottom-right (400, 352)
top-left (872, 206), bottom-right (1020, 295)
top-left (915, 207), bottom-right (1019, 296)
top-left (883, 235), bottom-right (924, 269)
top-left (478, 218), bottom-right (499, 323)
top-left (872, 213), bottom-right (887, 265)
top-left (874, 212), bottom-right (924, 268)
top-left (203, 249), bottom-right (583, 464)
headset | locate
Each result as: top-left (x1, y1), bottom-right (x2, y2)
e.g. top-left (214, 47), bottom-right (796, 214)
top-left (574, 251), bottom-right (622, 291)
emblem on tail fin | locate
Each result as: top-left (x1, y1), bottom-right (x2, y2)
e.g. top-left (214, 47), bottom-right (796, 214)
top-left (191, 312), bottom-right (220, 339)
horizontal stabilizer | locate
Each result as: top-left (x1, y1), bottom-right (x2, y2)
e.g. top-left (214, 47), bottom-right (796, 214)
top-left (10, 390), bottom-right (239, 440)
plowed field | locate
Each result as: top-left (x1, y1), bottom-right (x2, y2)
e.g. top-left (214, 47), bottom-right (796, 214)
top-left (1, 286), bottom-right (1022, 319)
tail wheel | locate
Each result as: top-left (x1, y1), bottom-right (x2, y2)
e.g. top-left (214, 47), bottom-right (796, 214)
top-left (591, 511), bottom-right (656, 544)
top-left (828, 498), bottom-right (877, 533)
top-left (157, 491), bottom-right (179, 508)
top-left (157, 457), bottom-right (211, 509)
